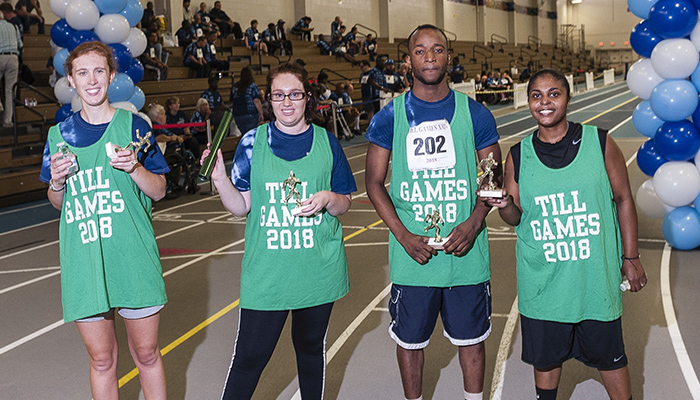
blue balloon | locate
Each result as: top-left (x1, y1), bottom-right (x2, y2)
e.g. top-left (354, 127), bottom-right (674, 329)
top-left (94, 0), bottom-right (127, 14)
top-left (55, 104), bottom-right (73, 123)
top-left (109, 43), bottom-right (132, 73)
top-left (654, 120), bottom-right (700, 160)
top-left (637, 139), bottom-right (669, 176)
top-left (633, 100), bottom-right (664, 138)
top-left (128, 86), bottom-right (146, 110)
top-left (630, 20), bottom-right (662, 58)
top-left (53, 48), bottom-right (70, 76)
top-left (662, 206), bottom-right (700, 249)
top-left (629, 0), bottom-right (660, 18)
top-left (649, 79), bottom-right (699, 122)
top-left (119, 0), bottom-right (144, 27)
top-left (648, 0), bottom-right (698, 39)
top-left (108, 73), bottom-right (135, 103)
top-left (690, 62), bottom-right (700, 94)
top-left (50, 19), bottom-right (75, 49)
top-left (125, 58), bottom-right (144, 84)
top-left (67, 30), bottom-right (100, 52)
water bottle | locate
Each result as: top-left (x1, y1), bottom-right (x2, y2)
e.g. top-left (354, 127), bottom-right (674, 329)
top-left (56, 142), bottom-right (79, 175)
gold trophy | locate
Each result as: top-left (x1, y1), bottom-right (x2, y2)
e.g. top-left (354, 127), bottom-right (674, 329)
top-left (476, 152), bottom-right (504, 198)
top-left (282, 170), bottom-right (305, 216)
top-left (105, 129), bottom-right (152, 159)
top-left (424, 209), bottom-right (448, 249)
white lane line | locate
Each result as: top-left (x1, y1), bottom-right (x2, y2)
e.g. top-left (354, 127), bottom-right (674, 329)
top-left (0, 202), bottom-right (52, 216)
top-left (352, 168), bottom-right (366, 176)
top-left (373, 307), bottom-right (389, 312)
top-left (346, 152), bottom-right (367, 161)
top-left (0, 320), bottom-right (64, 356)
top-left (290, 284), bottom-right (393, 400)
top-left (660, 242), bottom-right (700, 398)
top-left (0, 218), bottom-right (59, 237)
top-left (0, 240), bottom-right (59, 261)
top-left (0, 271), bottom-right (60, 296)
top-left (0, 266), bottom-right (60, 274)
top-left (490, 296), bottom-right (519, 400)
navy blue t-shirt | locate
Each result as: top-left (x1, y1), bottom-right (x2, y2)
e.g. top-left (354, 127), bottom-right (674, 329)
top-left (365, 90), bottom-right (499, 151)
top-left (40, 112), bottom-right (169, 183)
top-left (231, 122), bottom-right (357, 195)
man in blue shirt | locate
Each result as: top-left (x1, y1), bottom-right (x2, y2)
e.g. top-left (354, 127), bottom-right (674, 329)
top-left (365, 24), bottom-right (500, 400)
top-left (330, 16), bottom-right (342, 38)
top-left (363, 33), bottom-right (378, 61)
top-left (360, 58), bottom-right (391, 122)
top-left (184, 36), bottom-right (211, 78)
top-left (449, 57), bottom-right (466, 84)
top-left (245, 19), bottom-right (268, 54)
top-left (291, 16), bottom-right (313, 41)
top-left (384, 59), bottom-right (404, 93)
top-left (343, 26), bottom-right (360, 55)
top-left (204, 31), bottom-right (230, 72)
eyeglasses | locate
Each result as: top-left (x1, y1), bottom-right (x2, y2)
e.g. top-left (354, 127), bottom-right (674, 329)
top-left (269, 92), bottom-right (306, 102)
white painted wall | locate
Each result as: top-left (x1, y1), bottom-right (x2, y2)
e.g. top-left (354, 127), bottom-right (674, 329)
top-left (558, 0), bottom-right (639, 51)
top-left (483, 7), bottom-right (509, 45)
top-left (305, 0), bottom-right (381, 37)
top-left (388, 0), bottom-right (437, 40)
top-left (443, 1), bottom-right (479, 42)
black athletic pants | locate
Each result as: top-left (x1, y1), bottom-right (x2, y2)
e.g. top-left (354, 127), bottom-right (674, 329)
top-left (221, 302), bottom-right (334, 400)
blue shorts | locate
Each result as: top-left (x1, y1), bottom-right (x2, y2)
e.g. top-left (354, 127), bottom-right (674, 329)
top-left (388, 282), bottom-right (491, 349)
top-left (520, 315), bottom-right (628, 371)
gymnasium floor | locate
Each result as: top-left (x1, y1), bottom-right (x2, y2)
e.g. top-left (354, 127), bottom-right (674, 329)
top-left (1, 80), bottom-right (699, 399)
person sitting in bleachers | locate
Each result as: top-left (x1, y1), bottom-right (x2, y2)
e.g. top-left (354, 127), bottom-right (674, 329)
top-left (141, 1), bottom-right (156, 30)
top-left (274, 19), bottom-right (293, 55)
top-left (176, 19), bottom-right (196, 48)
top-left (140, 31), bottom-right (169, 81)
top-left (196, 2), bottom-right (210, 21)
top-left (343, 26), bottom-right (361, 55)
top-left (291, 16), bottom-right (313, 41)
top-left (204, 31), bottom-right (230, 72)
top-left (165, 96), bottom-right (200, 159)
top-left (190, 98), bottom-right (212, 145)
top-left (201, 75), bottom-right (226, 111)
top-left (341, 82), bottom-right (361, 136)
top-left (184, 36), bottom-right (211, 78)
top-left (245, 20), bottom-right (268, 55)
top-left (363, 33), bottom-right (377, 61)
top-left (397, 62), bottom-right (412, 89)
top-left (14, 0), bottom-right (43, 34)
top-left (208, 1), bottom-right (237, 38)
top-left (191, 13), bottom-right (207, 37)
top-left (317, 33), bottom-right (358, 65)
top-left (183, 0), bottom-right (195, 22)
top-left (262, 23), bottom-right (281, 56)
top-left (384, 59), bottom-right (404, 93)
top-left (331, 16), bottom-right (342, 38)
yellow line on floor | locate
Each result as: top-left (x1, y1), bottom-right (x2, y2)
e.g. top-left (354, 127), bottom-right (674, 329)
top-left (582, 97), bottom-right (637, 124)
top-left (113, 219), bottom-right (384, 392)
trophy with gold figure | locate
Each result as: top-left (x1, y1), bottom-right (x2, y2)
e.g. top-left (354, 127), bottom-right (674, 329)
top-left (476, 152), bottom-right (504, 198)
top-left (105, 129), bottom-right (152, 159)
top-left (424, 209), bottom-right (448, 249)
top-left (282, 170), bottom-right (305, 216)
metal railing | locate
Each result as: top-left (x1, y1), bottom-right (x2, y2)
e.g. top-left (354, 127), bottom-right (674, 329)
top-left (396, 41), bottom-right (409, 63)
top-left (527, 35), bottom-right (542, 51)
top-left (490, 34), bottom-right (507, 53)
top-left (320, 68), bottom-right (352, 84)
top-left (470, 44), bottom-right (493, 71)
top-left (11, 81), bottom-right (54, 146)
top-left (443, 29), bottom-right (458, 53)
top-left (352, 23), bottom-right (378, 41)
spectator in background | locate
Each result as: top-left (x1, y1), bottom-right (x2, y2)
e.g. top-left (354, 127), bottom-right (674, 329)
top-left (0, 3), bottom-right (23, 38)
top-left (343, 26), bottom-right (361, 55)
top-left (363, 33), bottom-right (377, 61)
top-left (360, 58), bottom-right (391, 123)
top-left (204, 31), bottom-right (230, 72)
top-left (196, 2), bottom-right (209, 20)
top-left (317, 33), bottom-right (357, 65)
top-left (397, 62), bottom-right (412, 89)
top-left (230, 66), bottom-right (263, 135)
top-left (141, 31), bottom-right (169, 81)
top-left (275, 19), bottom-right (293, 56)
top-left (183, 0), bottom-right (195, 22)
top-left (384, 59), bottom-right (404, 93)
top-left (262, 23), bottom-right (281, 56)
top-left (449, 56), bottom-right (466, 84)
top-left (184, 35), bottom-right (211, 78)
top-left (316, 72), bottom-right (332, 100)
top-left (245, 20), bottom-right (268, 55)
top-left (190, 98), bottom-right (212, 144)
top-left (0, 8), bottom-right (21, 127)
top-left (141, 1), bottom-right (155, 29)
top-left (176, 19), bottom-right (195, 48)
top-left (331, 16), bottom-right (342, 38)
top-left (519, 62), bottom-right (532, 82)
top-left (208, 0), bottom-right (235, 38)
top-left (191, 13), bottom-right (206, 37)
top-left (202, 75), bottom-right (227, 110)
top-left (165, 96), bottom-right (200, 159)
top-left (291, 16), bottom-right (313, 41)
top-left (340, 82), bottom-right (361, 136)
top-left (14, 0), bottom-right (43, 34)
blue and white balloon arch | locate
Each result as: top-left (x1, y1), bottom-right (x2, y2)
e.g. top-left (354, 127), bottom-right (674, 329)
top-left (628, 0), bottom-right (700, 249)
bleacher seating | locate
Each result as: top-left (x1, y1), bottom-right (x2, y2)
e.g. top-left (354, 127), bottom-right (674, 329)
top-left (0, 24), bottom-right (606, 206)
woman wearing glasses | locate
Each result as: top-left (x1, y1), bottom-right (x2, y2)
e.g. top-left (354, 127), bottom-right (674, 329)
top-left (203, 62), bottom-right (356, 400)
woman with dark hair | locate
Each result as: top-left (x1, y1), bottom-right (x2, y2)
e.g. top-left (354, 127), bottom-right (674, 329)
top-left (182, 0), bottom-right (195, 21)
top-left (202, 62), bottom-right (356, 400)
top-left (485, 68), bottom-right (647, 400)
top-left (230, 66), bottom-right (264, 134)
top-left (39, 41), bottom-right (168, 399)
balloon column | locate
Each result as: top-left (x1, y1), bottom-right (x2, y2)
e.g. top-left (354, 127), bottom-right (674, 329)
top-left (628, 0), bottom-right (700, 250)
top-left (50, 0), bottom-right (147, 123)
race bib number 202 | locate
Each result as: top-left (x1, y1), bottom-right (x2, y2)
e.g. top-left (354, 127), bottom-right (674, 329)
top-left (406, 119), bottom-right (456, 172)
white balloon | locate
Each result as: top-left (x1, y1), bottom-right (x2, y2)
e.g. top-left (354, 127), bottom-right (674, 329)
top-left (94, 14), bottom-right (131, 44)
top-left (49, 0), bottom-right (72, 19)
top-left (627, 58), bottom-right (665, 100)
top-left (112, 101), bottom-right (139, 113)
top-left (65, 0), bottom-right (100, 31)
top-left (71, 93), bottom-right (82, 113)
top-left (636, 179), bottom-right (676, 219)
top-left (653, 161), bottom-right (700, 207)
top-left (137, 112), bottom-right (152, 127)
top-left (122, 28), bottom-right (147, 58)
top-left (650, 38), bottom-right (699, 79)
top-left (53, 77), bottom-right (76, 104)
